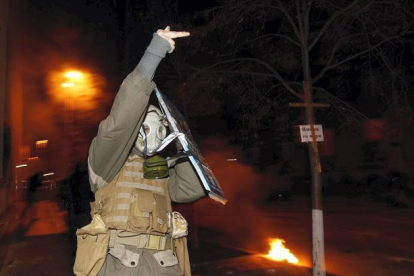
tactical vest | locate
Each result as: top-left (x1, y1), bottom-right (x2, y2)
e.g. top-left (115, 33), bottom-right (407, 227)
top-left (93, 155), bottom-right (172, 235)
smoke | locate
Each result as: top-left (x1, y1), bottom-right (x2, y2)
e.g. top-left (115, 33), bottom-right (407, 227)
top-left (172, 137), bottom-right (311, 265)
top-left (174, 137), bottom-right (297, 254)
top-left (198, 137), bottom-right (290, 205)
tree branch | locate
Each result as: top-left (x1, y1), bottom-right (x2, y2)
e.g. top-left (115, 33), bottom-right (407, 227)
top-left (312, 33), bottom-right (360, 82)
top-left (309, 0), bottom-right (360, 51)
top-left (313, 29), bottom-right (414, 83)
top-left (250, 33), bottom-right (301, 47)
top-left (215, 58), bottom-right (300, 97)
top-left (296, 0), bottom-right (304, 39)
top-left (191, 58), bottom-right (303, 99)
top-left (275, 0), bottom-right (302, 41)
top-left (318, 0), bottom-right (347, 11)
top-left (316, 86), bottom-right (389, 133)
top-left (197, 0), bottom-right (252, 14)
top-left (303, 0), bottom-right (311, 43)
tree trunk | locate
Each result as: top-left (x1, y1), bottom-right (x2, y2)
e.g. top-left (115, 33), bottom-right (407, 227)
top-left (299, 1), bottom-right (325, 275)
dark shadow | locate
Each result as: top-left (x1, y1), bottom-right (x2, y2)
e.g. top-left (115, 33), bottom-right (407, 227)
top-left (16, 172), bottom-right (44, 237)
top-left (0, 175), bottom-right (73, 275)
top-left (58, 162), bottom-right (93, 262)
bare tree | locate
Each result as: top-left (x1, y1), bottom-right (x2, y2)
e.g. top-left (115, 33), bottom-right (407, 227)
top-left (183, 0), bottom-right (414, 137)
top-left (179, 1), bottom-right (414, 274)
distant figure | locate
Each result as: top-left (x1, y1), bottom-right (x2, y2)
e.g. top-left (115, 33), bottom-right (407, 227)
top-left (21, 172), bottom-right (43, 229)
top-left (27, 172), bottom-right (43, 205)
top-left (28, 172), bottom-right (42, 192)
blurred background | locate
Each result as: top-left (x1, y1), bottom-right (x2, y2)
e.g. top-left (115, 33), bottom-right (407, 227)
top-left (1, 1), bottom-right (414, 275)
top-left (1, 0), bottom-right (413, 212)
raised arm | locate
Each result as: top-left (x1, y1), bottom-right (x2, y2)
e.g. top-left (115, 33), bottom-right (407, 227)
top-left (88, 28), bottom-right (190, 192)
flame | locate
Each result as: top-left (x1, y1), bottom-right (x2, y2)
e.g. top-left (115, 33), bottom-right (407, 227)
top-left (265, 238), bottom-right (299, 264)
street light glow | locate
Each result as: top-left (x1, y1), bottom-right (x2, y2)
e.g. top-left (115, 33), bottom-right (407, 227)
top-left (65, 71), bottom-right (83, 80)
top-left (61, 82), bottom-right (74, 88)
top-left (47, 69), bottom-right (100, 110)
top-left (35, 140), bottom-right (48, 145)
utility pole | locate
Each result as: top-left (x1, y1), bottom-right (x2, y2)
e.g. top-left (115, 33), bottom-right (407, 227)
top-left (290, 83), bottom-right (329, 276)
top-left (294, 2), bottom-right (329, 271)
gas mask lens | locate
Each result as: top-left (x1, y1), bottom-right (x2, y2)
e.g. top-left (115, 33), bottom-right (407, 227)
top-left (157, 125), bottom-right (167, 140)
top-left (142, 122), bottom-right (151, 137)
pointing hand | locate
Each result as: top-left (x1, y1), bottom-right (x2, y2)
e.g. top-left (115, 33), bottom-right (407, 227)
top-left (156, 26), bottom-right (190, 53)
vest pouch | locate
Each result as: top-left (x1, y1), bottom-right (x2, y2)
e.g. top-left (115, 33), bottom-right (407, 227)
top-left (108, 244), bottom-right (140, 268)
top-left (127, 190), bottom-right (154, 232)
top-left (151, 193), bottom-right (168, 234)
top-left (153, 249), bottom-right (179, 267)
top-left (173, 237), bottom-right (191, 276)
top-left (73, 214), bottom-right (109, 276)
top-left (172, 211), bottom-right (188, 238)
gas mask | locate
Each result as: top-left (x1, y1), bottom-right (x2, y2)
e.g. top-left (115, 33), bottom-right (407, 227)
top-left (135, 105), bottom-right (168, 155)
top-left (135, 105), bottom-right (169, 179)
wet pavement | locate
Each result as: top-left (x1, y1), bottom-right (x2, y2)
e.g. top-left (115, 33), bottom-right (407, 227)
top-left (189, 239), bottom-right (320, 276)
top-left (0, 186), bottom-right (315, 276)
top-left (1, 185), bottom-right (414, 276)
top-left (180, 195), bottom-right (414, 276)
top-left (0, 187), bottom-right (72, 276)
top-left (192, 255), bottom-right (314, 276)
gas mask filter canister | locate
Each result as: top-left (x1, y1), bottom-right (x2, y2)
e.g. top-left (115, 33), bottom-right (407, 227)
top-left (143, 155), bottom-right (169, 179)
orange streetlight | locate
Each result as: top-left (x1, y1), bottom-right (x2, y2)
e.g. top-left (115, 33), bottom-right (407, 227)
top-left (64, 71), bottom-right (83, 80)
top-left (61, 70), bottom-right (84, 88)
top-left (61, 82), bottom-right (74, 88)
top-left (48, 69), bottom-right (96, 105)
top-left (61, 70), bottom-right (85, 174)
top-left (47, 68), bottom-right (99, 178)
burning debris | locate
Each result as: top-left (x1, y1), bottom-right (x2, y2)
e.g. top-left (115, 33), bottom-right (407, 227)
top-left (265, 238), bottom-right (299, 264)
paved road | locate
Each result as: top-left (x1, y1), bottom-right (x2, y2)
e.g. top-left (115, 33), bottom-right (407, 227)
top-left (1, 183), bottom-right (413, 276)
top-left (0, 187), bottom-right (73, 276)
top-left (178, 195), bottom-right (414, 276)
top-left (186, 141), bottom-right (414, 276)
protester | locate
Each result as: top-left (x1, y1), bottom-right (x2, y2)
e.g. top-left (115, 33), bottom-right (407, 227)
top-left (73, 27), bottom-right (205, 276)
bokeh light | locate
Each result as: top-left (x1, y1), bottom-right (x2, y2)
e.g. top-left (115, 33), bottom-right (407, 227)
top-left (47, 69), bottom-right (104, 111)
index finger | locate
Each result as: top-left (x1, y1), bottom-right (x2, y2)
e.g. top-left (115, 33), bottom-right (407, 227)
top-left (162, 31), bottom-right (190, 38)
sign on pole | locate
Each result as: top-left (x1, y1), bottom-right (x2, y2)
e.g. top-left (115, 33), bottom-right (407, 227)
top-left (299, 124), bottom-right (324, 143)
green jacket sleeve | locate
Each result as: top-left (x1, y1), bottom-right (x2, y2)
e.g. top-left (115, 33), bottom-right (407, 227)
top-left (168, 160), bottom-right (206, 203)
top-left (88, 69), bottom-right (155, 192)
top-left (88, 34), bottom-right (171, 192)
